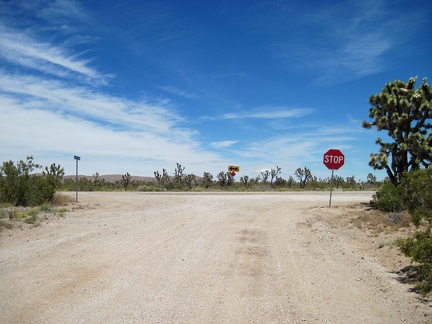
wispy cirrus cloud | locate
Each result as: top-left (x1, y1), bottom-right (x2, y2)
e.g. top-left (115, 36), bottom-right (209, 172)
top-left (0, 27), bottom-right (110, 85)
top-left (36, 0), bottom-right (90, 22)
top-left (203, 107), bottom-right (314, 121)
top-left (0, 0), bottom-right (102, 84)
top-left (0, 73), bottom-right (183, 134)
top-left (0, 0), bottom-right (91, 29)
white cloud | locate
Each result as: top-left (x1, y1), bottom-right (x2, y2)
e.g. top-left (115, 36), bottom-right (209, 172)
top-left (0, 27), bottom-right (108, 84)
top-left (210, 141), bottom-right (238, 149)
top-left (0, 97), bottom-right (221, 176)
top-left (0, 73), bottom-right (183, 134)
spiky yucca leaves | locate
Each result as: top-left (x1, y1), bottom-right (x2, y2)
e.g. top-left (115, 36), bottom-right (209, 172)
top-left (362, 77), bottom-right (432, 185)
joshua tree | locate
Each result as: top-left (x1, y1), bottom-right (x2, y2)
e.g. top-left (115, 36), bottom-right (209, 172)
top-left (240, 175), bottom-right (249, 186)
top-left (121, 172), bottom-right (131, 191)
top-left (261, 170), bottom-right (270, 183)
top-left (294, 167), bottom-right (312, 189)
top-left (270, 166), bottom-right (281, 188)
top-left (201, 172), bottom-right (214, 188)
top-left (173, 163), bottom-right (185, 187)
top-left (362, 76), bottom-right (432, 185)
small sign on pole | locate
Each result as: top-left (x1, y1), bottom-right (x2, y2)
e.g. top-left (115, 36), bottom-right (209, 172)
top-left (228, 165), bottom-right (240, 172)
top-left (323, 149), bottom-right (345, 207)
top-left (228, 166), bottom-right (240, 178)
top-left (74, 155), bottom-right (80, 202)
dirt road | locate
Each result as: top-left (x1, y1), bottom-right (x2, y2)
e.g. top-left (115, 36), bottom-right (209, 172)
top-left (1, 192), bottom-right (430, 323)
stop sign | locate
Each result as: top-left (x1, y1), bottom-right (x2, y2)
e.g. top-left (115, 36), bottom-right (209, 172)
top-left (323, 149), bottom-right (345, 170)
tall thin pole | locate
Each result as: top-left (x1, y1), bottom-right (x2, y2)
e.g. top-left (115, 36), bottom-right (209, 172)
top-left (75, 158), bottom-right (79, 202)
top-left (329, 169), bottom-right (334, 207)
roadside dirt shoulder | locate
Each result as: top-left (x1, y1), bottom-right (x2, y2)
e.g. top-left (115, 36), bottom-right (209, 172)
top-left (308, 202), bottom-right (431, 318)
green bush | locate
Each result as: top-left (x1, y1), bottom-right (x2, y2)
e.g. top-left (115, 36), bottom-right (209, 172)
top-left (0, 156), bottom-right (64, 207)
top-left (395, 168), bottom-right (432, 296)
top-left (397, 229), bottom-right (432, 296)
top-left (400, 168), bottom-right (432, 226)
top-left (370, 181), bottom-right (405, 212)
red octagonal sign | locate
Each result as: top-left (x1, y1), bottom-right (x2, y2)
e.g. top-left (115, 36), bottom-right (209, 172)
top-left (323, 149), bottom-right (345, 170)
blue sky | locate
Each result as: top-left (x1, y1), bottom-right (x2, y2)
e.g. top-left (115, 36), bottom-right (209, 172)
top-left (0, 0), bottom-right (431, 182)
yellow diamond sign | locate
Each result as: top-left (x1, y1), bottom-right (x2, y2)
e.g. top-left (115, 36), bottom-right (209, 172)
top-left (228, 165), bottom-right (240, 172)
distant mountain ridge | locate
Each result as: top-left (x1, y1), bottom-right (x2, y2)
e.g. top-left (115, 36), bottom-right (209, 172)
top-left (63, 174), bottom-right (155, 183)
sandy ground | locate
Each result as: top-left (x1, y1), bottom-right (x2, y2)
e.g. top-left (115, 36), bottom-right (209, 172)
top-left (1, 191), bottom-right (431, 323)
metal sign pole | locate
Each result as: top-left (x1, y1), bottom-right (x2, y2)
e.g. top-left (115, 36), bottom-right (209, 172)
top-left (74, 155), bottom-right (80, 202)
top-left (329, 169), bottom-right (334, 208)
top-left (75, 158), bottom-right (79, 202)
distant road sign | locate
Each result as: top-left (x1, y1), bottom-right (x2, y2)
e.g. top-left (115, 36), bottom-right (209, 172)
top-left (74, 155), bottom-right (81, 160)
top-left (323, 149), bottom-right (344, 170)
top-left (228, 165), bottom-right (240, 172)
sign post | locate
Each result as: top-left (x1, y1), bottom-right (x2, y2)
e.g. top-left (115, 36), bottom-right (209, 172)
top-left (74, 155), bottom-right (80, 202)
top-left (323, 149), bottom-right (344, 207)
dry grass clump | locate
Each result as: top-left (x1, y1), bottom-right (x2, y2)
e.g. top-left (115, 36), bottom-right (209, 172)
top-left (385, 212), bottom-right (411, 227)
top-left (52, 193), bottom-right (75, 206)
top-left (345, 204), bottom-right (411, 233)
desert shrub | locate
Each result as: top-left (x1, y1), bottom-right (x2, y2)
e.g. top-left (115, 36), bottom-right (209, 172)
top-left (396, 168), bottom-right (432, 296)
top-left (370, 181), bottom-right (405, 212)
top-left (28, 209), bottom-right (39, 218)
top-left (400, 168), bottom-right (432, 226)
top-left (0, 156), bottom-right (64, 206)
top-left (39, 203), bottom-right (53, 213)
top-left (60, 178), bottom-right (75, 191)
top-left (79, 177), bottom-right (94, 191)
top-left (24, 209), bottom-right (39, 225)
top-left (397, 230), bottom-right (432, 296)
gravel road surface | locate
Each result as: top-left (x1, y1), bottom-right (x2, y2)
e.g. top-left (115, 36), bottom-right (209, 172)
top-left (1, 192), bottom-right (430, 323)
